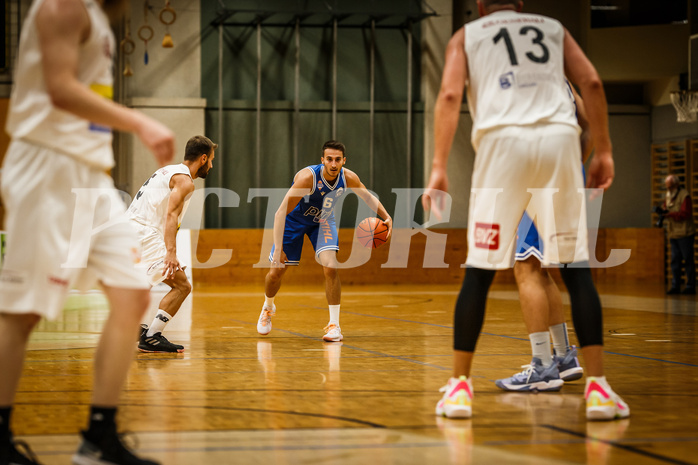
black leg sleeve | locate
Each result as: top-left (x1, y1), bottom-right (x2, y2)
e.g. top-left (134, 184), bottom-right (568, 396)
top-left (559, 264), bottom-right (604, 347)
top-left (453, 267), bottom-right (496, 352)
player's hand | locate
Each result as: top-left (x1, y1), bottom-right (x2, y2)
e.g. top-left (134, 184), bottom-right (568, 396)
top-left (383, 216), bottom-right (393, 240)
top-left (136, 114), bottom-right (175, 167)
top-left (271, 249), bottom-right (287, 269)
top-left (422, 167), bottom-right (449, 221)
top-left (586, 150), bottom-right (614, 200)
top-left (162, 250), bottom-right (181, 279)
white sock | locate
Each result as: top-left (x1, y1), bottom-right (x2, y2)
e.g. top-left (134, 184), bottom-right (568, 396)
top-left (264, 295), bottom-right (275, 307)
top-left (530, 331), bottom-right (553, 367)
top-left (329, 305), bottom-right (340, 325)
top-left (549, 322), bottom-right (570, 356)
top-left (147, 310), bottom-right (173, 337)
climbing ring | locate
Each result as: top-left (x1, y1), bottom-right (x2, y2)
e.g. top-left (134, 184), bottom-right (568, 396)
top-left (138, 24), bottom-right (154, 42)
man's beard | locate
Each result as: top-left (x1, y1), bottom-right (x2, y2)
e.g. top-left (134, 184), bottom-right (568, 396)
top-left (196, 165), bottom-right (210, 179)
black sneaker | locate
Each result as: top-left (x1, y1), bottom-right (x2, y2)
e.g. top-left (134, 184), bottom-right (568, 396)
top-left (138, 331), bottom-right (184, 353)
top-left (0, 436), bottom-right (44, 465)
top-left (72, 431), bottom-right (159, 465)
top-left (681, 287), bottom-right (696, 295)
top-left (667, 288), bottom-right (681, 295)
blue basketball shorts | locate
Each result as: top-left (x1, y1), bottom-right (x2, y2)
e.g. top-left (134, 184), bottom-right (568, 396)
top-left (269, 214), bottom-right (339, 265)
top-left (515, 211), bottom-right (543, 262)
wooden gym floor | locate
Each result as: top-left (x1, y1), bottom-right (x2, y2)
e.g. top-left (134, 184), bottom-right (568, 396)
top-left (13, 281), bottom-right (698, 465)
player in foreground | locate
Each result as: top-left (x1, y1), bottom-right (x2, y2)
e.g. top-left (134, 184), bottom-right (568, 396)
top-left (0, 0), bottom-right (172, 463)
top-left (424, 0), bottom-right (629, 421)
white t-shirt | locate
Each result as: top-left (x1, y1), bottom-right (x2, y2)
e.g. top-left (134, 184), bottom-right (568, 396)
top-left (6, 0), bottom-right (116, 169)
top-left (465, 10), bottom-right (579, 149)
top-left (128, 164), bottom-right (193, 235)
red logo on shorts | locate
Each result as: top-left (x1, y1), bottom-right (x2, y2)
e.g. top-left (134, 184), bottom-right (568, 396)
top-left (474, 223), bottom-right (500, 250)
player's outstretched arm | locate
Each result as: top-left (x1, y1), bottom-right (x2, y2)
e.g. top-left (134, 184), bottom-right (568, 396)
top-left (344, 169), bottom-right (393, 238)
top-left (271, 170), bottom-right (313, 266)
top-left (37, 0), bottom-right (174, 166)
top-left (563, 29), bottom-right (613, 192)
top-left (423, 27), bottom-right (467, 220)
top-left (162, 175), bottom-right (195, 279)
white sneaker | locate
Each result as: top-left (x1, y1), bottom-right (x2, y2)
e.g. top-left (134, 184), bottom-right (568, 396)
top-left (435, 376), bottom-right (473, 419)
top-left (585, 377), bottom-right (630, 421)
top-left (257, 304), bottom-right (276, 335)
top-left (323, 323), bottom-right (343, 342)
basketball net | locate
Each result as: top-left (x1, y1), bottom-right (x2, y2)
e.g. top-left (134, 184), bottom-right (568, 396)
top-left (670, 90), bottom-right (698, 122)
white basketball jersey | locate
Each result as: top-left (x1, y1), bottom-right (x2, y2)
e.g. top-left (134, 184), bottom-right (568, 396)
top-left (6, 0), bottom-right (115, 169)
top-left (465, 10), bottom-right (578, 149)
top-left (128, 164), bottom-right (193, 234)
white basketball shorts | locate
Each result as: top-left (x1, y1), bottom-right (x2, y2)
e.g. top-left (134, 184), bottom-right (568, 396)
top-left (129, 220), bottom-right (168, 286)
top-left (466, 124), bottom-right (589, 270)
top-left (0, 140), bottom-right (149, 320)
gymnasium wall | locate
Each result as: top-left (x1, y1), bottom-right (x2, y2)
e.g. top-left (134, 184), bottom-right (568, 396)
top-left (112, 0), bottom-right (208, 224)
top-left (0, 0), bottom-right (687, 233)
top-left (192, 227), bottom-right (664, 286)
top-left (421, 0), bottom-right (654, 229)
top-left (199, 0), bottom-right (425, 229)
top-left (652, 104), bottom-right (698, 142)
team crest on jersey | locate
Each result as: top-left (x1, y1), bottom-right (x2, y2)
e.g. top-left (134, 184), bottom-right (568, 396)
top-left (336, 187), bottom-right (344, 197)
top-left (499, 72), bottom-right (514, 89)
top-left (317, 180), bottom-right (323, 190)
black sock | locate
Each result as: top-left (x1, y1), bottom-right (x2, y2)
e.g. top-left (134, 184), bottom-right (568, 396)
top-left (0, 406), bottom-right (11, 440)
top-left (84, 406), bottom-right (117, 442)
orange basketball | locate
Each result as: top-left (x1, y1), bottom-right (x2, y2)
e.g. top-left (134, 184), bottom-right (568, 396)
top-left (356, 217), bottom-right (389, 248)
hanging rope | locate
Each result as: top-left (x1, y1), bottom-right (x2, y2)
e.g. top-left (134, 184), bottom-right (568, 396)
top-left (138, 0), bottom-right (154, 64)
top-left (160, 0), bottom-right (176, 48)
top-left (120, 20), bottom-right (135, 76)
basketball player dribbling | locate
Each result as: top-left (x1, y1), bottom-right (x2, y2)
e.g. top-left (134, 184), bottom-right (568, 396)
top-left (0, 0), bottom-right (173, 463)
top-left (423, 0), bottom-right (629, 421)
top-left (258, 140), bottom-right (392, 342)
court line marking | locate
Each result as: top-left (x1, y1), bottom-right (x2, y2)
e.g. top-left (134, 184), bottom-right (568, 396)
top-left (326, 310), bottom-right (698, 369)
top-left (541, 424), bottom-right (695, 465)
top-left (198, 289), bottom-right (697, 316)
top-left (228, 319), bottom-right (451, 372)
top-left (602, 351), bottom-right (698, 367)
top-left (15, 401), bottom-right (386, 429)
top-left (34, 442), bottom-right (452, 458)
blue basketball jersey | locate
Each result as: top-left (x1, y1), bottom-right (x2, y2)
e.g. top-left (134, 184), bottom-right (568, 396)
top-left (289, 164), bottom-right (347, 225)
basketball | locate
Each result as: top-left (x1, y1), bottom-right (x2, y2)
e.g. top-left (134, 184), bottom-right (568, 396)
top-left (356, 217), bottom-right (389, 248)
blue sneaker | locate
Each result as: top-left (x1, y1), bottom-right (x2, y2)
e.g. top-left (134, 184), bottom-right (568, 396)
top-left (555, 346), bottom-right (584, 381)
top-left (495, 358), bottom-right (564, 392)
